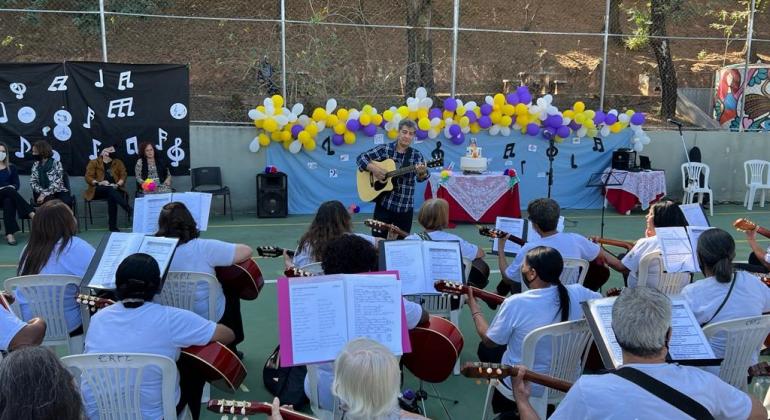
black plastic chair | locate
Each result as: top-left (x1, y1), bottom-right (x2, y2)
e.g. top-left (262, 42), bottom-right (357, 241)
top-left (191, 167), bottom-right (232, 220)
top-left (84, 189), bottom-right (131, 230)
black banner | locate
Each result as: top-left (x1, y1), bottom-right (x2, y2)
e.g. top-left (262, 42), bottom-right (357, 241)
top-left (0, 61), bottom-right (189, 176)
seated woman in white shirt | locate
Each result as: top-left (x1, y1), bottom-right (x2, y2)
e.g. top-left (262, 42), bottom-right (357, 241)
top-left (84, 253), bottom-right (234, 420)
top-left (682, 228), bottom-right (770, 367)
top-left (284, 200), bottom-right (376, 270)
top-left (156, 201), bottom-right (253, 355)
top-left (16, 200), bottom-right (95, 336)
top-left (605, 200), bottom-right (688, 288)
top-left (304, 234), bottom-right (427, 412)
top-left (406, 198), bottom-right (488, 288)
top-left (467, 245), bottom-right (601, 415)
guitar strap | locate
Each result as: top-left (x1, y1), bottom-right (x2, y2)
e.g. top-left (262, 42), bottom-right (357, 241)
top-left (701, 271), bottom-right (737, 327)
top-left (417, 231), bottom-right (432, 241)
top-left (611, 367), bottom-right (714, 420)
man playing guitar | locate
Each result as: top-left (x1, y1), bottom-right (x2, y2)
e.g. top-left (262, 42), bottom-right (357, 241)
top-left (357, 119), bottom-right (427, 237)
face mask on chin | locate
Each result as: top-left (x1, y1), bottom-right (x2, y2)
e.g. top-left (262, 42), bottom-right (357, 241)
top-left (31, 154), bottom-right (43, 161)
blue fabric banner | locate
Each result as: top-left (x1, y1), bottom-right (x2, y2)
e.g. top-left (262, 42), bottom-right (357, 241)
top-left (266, 130), bottom-right (633, 214)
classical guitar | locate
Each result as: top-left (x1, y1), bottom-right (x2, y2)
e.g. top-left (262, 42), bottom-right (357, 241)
top-left (460, 361), bottom-right (573, 393)
top-left (363, 219), bottom-right (408, 239)
top-left (357, 157), bottom-right (443, 202)
top-left (590, 236), bottom-right (635, 251)
top-left (256, 246), bottom-right (296, 258)
top-left (434, 280), bottom-right (505, 307)
top-left (215, 259), bottom-right (265, 300)
top-left (734, 218), bottom-right (770, 239)
top-left (76, 294), bottom-right (247, 392)
top-left (284, 267), bottom-right (314, 277)
top-left (478, 226), bottom-right (526, 246)
top-left (401, 315), bottom-right (464, 383)
top-left (207, 399), bottom-right (316, 420)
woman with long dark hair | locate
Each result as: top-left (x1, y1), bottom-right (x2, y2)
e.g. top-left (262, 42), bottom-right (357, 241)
top-left (29, 140), bottom-right (71, 206)
top-left (0, 141), bottom-right (35, 245)
top-left (135, 141), bottom-right (171, 194)
top-left (467, 246), bottom-right (600, 415)
top-left (16, 200), bottom-right (95, 335)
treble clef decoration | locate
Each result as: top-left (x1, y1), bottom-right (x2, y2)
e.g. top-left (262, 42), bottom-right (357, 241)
top-left (167, 137), bottom-right (185, 167)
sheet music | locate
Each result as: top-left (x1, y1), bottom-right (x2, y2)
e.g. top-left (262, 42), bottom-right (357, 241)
top-left (655, 227), bottom-right (696, 273)
top-left (527, 216), bottom-right (565, 242)
top-left (87, 233), bottom-right (144, 289)
top-left (132, 194), bottom-right (172, 233)
top-left (172, 192), bottom-right (212, 231)
top-left (137, 236), bottom-right (179, 275)
top-left (679, 203), bottom-right (709, 227)
top-left (423, 241), bottom-right (463, 288)
top-left (288, 276), bottom-right (348, 364)
top-left (590, 298), bottom-right (623, 368)
top-left (382, 241), bottom-right (425, 295)
top-left (668, 299), bottom-right (716, 360)
top-left (491, 217), bottom-right (526, 254)
top-left (345, 274), bottom-right (403, 355)
top-left (686, 226), bottom-right (713, 272)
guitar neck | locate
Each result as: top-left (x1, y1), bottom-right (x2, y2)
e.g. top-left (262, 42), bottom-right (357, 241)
top-left (207, 401), bottom-right (316, 420)
top-left (386, 164), bottom-right (418, 178)
top-left (469, 286), bottom-right (505, 306)
top-left (461, 362), bottom-right (572, 393)
top-left (517, 366), bottom-right (572, 392)
top-left (594, 237), bottom-right (635, 251)
top-left (758, 226), bottom-right (770, 239)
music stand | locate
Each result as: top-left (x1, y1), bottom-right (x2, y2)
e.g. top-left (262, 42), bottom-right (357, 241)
top-left (587, 170), bottom-right (627, 238)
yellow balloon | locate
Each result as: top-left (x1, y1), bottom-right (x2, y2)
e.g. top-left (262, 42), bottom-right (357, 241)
top-left (258, 133), bottom-right (270, 146)
top-left (299, 131), bottom-right (312, 144)
top-left (263, 118), bottom-right (278, 132)
top-left (408, 111), bottom-right (418, 120)
top-left (305, 140), bottom-right (316, 151)
top-left (280, 130), bottom-right (292, 142)
top-left (337, 109), bottom-right (349, 121)
top-left (326, 114), bottom-right (339, 126)
top-left (383, 110), bottom-right (394, 121)
top-left (625, 109), bottom-right (635, 117)
top-left (271, 95), bottom-right (284, 108)
top-left (492, 103), bottom-right (501, 112)
top-left (311, 108), bottom-right (326, 122)
top-left (459, 116), bottom-right (470, 127)
top-left (493, 93), bottom-right (505, 105)
top-left (387, 129), bottom-right (398, 139)
top-left (418, 118), bottom-right (431, 131)
top-left (442, 110), bottom-right (454, 120)
top-left (397, 106), bottom-right (409, 118)
top-left (563, 110), bottom-right (575, 119)
top-left (456, 106), bottom-right (466, 116)
top-left (573, 101), bottom-right (585, 113)
top-left (610, 122), bottom-right (622, 133)
top-left (254, 119), bottom-right (263, 128)
top-left (305, 124), bottom-right (319, 136)
top-left (333, 123), bottom-right (346, 135)
top-left (500, 115), bottom-right (512, 127)
top-left (490, 111), bottom-right (502, 124)
top-left (470, 123), bottom-right (481, 133)
top-left (270, 131), bottom-right (281, 141)
top-left (502, 104), bottom-right (515, 116)
top-left (516, 115), bottom-right (529, 127)
top-left (515, 104), bottom-right (528, 115)
top-left (372, 114), bottom-right (383, 125)
top-left (282, 140), bottom-right (291, 150)
top-left (360, 114), bottom-right (372, 126)
top-left (344, 131), bottom-right (356, 144)
top-left (362, 104), bottom-right (373, 114)
top-left (574, 114), bottom-right (585, 125)
top-left (257, 105), bottom-right (266, 113)
top-left (417, 108), bottom-right (428, 120)
top-left (585, 110), bottom-right (596, 119)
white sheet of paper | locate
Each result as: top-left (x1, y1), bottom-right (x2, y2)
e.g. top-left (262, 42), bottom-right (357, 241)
top-left (655, 227), bottom-right (696, 273)
top-left (685, 226), bottom-right (714, 272)
top-left (137, 236), bottom-right (179, 275)
top-left (527, 216), bottom-right (565, 242)
top-left (423, 241), bottom-right (464, 289)
top-left (132, 194), bottom-right (172, 234)
top-left (592, 298), bottom-right (623, 368)
top-left (668, 299), bottom-right (717, 360)
top-left (382, 241), bottom-right (425, 295)
top-left (173, 192), bottom-right (212, 231)
top-left (679, 203), bottom-right (709, 227)
top-left (345, 274), bottom-right (403, 355)
top-left (491, 217), bottom-right (526, 254)
top-left (88, 233), bottom-right (144, 289)
top-left (289, 276), bottom-right (348, 365)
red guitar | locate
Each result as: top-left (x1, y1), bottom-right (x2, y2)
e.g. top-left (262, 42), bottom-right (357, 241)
top-left (460, 361), bottom-right (573, 393)
top-left (215, 259), bottom-right (265, 300)
top-left (256, 246), bottom-right (296, 258)
top-left (401, 315), bottom-right (464, 383)
top-left (207, 399), bottom-right (316, 420)
top-left (734, 218), bottom-right (770, 238)
top-left (434, 280), bottom-right (505, 307)
top-left (76, 294), bottom-right (247, 392)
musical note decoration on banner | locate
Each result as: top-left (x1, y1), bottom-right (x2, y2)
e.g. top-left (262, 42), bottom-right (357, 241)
top-left (15, 136), bottom-right (30, 159)
top-left (0, 103), bottom-right (7, 124)
top-left (94, 69), bottom-right (104, 88)
top-left (158, 128), bottom-right (168, 150)
top-left (107, 97), bottom-right (135, 118)
top-left (520, 160), bottom-right (526, 175)
top-left (83, 107), bottom-right (95, 129)
top-left (126, 136), bottom-right (139, 155)
top-left (88, 139), bottom-right (102, 160)
top-left (502, 142), bottom-right (516, 159)
top-left (48, 75), bottom-right (68, 92)
top-left (571, 154), bottom-right (578, 169)
top-left (431, 141), bottom-right (444, 161)
top-left (321, 136), bottom-right (334, 156)
top-left (167, 138), bottom-right (185, 167)
top-left (10, 83), bottom-right (26, 99)
top-left (592, 137), bottom-right (605, 153)
top-left (118, 71), bottom-right (134, 91)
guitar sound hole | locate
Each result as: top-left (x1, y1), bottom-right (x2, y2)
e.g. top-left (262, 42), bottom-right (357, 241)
top-left (373, 181), bottom-right (387, 191)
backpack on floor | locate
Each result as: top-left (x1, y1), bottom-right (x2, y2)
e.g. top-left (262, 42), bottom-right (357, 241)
top-left (262, 345), bottom-right (309, 409)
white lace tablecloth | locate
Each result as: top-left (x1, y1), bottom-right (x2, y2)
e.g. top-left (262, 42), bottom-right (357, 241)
top-left (605, 169), bottom-right (667, 210)
top-left (428, 173), bottom-right (513, 220)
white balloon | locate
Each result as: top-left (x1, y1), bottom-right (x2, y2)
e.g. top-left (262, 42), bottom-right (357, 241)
top-left (544, 94), bottom-right (553, 104)
top-left (408, 101), bottom-right (419, 112)
top-left (633, 142), bottom-right (644, 152)
top-left (489, 125), bottom-right (501, 136)
top-left (420, 98), bottom-right (433, 109)
top-left (485, 95), bottom-right (494, 105)
top-left (289, 140), bottom-right (302, 154)
top-left (298, 115), bottom-right (310, 126)
top-left (275, 115), bottom-right (289, 126)
top-left (577, 127), bottom-right (588, 138)
top-left (291, 103), bottom-right (304, 116)
top-left (287, 114), bottom-right (298, 123)
top-left (349, 110), bottom-right (360, 120)
top-left (416, 87), bottom-right (427, 99)
top-left (249, 137), bottom-right (260, 153)
top-left (608, 109), bottom-right (619, 116)
top-left (444, 118), bottom-right (454, 125)
top-left (461, 125), bottom-right (471, 134)
top-left (428, 129), bottom-right (439, 139)
top-left (444, 127), bottom-right (452, 138)
top-left (465, 101), bottom-right (477, 110)
top-left (500, 126), bottom-right (511, 136)
top-left (641, 136), bottom-right (651, 145)
top-left (536, 98), bottom-right (547, 108)
top-left (600, 126), bottom-right (611, 137)
top-left (325, 98), bottom-right (337, 114)
top-left (430, 117), bottom-right (442, 127)
top-left (247, 109), bottom-right (258, 120)
top-left (513, 123), bottom-right (521, 130)
top-left (264, 98), bottom-right (273, 107)
top-left (316, 121), bottom-right (326, 131)
top-left (539, 111), bottom-right (548, 121)
top-left (530, 105), bottom-right (541, 115)
top-left (265, 104), bottom-right (275, 116)
top-left (563, 117), bottom-right (572, 125)
top-left (547, 105), bottom-right (558, 115)
top-left (631, 124), bottom-right (643, 133)
top-left (455, 99), bottom-right (464, 109)
top-left (371, 107), bottom-right (378, 115)
top-left (618, 114), bottom-right (630, 124)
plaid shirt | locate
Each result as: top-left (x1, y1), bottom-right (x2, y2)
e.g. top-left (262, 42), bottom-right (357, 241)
top-left (357, 142), bottom-right (426, 213)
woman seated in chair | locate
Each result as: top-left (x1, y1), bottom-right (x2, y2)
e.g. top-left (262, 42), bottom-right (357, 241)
top-left (467, 246), bottom-right (600, 415)
top-left (406, 198), bottom-right (488, 288)
top-left (603, 200), bottom-right (688, 288)
top-left (156, 201), bottom-right (252, 355)
top-left (29, 140), bottom-right (72, 207)
top-left (0, 141), bottom-right (35, 245)
top-left (16, 200), bottom-right (95, 337)
top-left (284, 200), bottom-right (377, 270)
top-left (135, 141), bottom-right (172, 195)
top-left (0, 299), bottom-right (46, 352)
top-left (682, 228), bottom-right (770, 366)
top-left (83, 253), bottom-right (234, 420)
top-left (84, 143), bottom-right (131, 232)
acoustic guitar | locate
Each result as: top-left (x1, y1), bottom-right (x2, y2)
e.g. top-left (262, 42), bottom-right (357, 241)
top-left (207, 399), bottom-right (316, 420)
top-left (478, 226), bottom-right (526, 246)
top-left (434, 280), bottom-right (505, 307)
top-left (401, 315), bottom-right (464, 383)
top-left (357, 157), bottom-right (443, 202)
top-left (256, 246), bottom-right (296, 258)
top-left (215, 259), bottom-right (265, 300)
top-left (590, 237), bottom-right (635, 251)
top-left (363, 219), bottom-right (409, 239)
top-left (76, 294), bottom-right (247, 392)
top-left (460, 361), bottom-right (573, 393)
top-left (734, 218), bottom-right (770, 239)
top-left (284, 267), bottom-right (314, 277)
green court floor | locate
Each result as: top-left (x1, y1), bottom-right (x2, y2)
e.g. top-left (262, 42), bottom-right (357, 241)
top-left (4, 204), bottom-right (768, 419)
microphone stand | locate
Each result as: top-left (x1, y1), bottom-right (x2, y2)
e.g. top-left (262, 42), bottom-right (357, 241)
top-left (669, 120), bottom-right (691, 164)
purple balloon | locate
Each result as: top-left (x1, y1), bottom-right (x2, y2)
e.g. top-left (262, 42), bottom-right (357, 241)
top-left (569, 120), bottom-right (580, 130)
top-left (605, 113), bottom-right (618, 125)
top-left (480, 103), bottom-right (493, 116)
top-left (443, 97), bottom-right (457, 111)
top-left (290, 125), bottom-right (303, 138)
top-left (526, 123), bottom-right (540, 136)
top-left (451, 133), bottom-right (465, 145)
top-left (556, 125), bottom-right (570, 138)
top-left (363, 124), bottom-right (377, 137)
top-left (449, 124), bottom-right (461, 137)
top-left (543, 130), bottom-right (554, 140)
top-left (465, 110), bottom-right (478, 123)
top-left (429, 107), bottom-right (443, 119)
top-left (506, 92), bottom-right (519, 105)
top-left (478, 115), bottom-right (492, 129)
top-left (346, 119), bottom-right (360, 132)
top-left (416, 129), bottom-right (428, 139)
top-left (516, 86), bottom-right (532, 104)
top-left (545, 115), bottom-right (563, 128)
top-left (380, 120), bottom-right (387, 128)
top-left (332, 134), bottom-right (344, 146)
top-left (593, 111), bottom-right (606, 125)
top-left (630, 112), bottom-right (645, 125)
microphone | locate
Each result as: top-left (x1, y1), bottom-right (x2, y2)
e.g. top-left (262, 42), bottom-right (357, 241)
top-left (667, 118), bottom-right (683, 127)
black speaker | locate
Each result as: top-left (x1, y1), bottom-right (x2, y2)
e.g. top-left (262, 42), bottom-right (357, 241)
top-left (257, 173), bottom-right (287, 218)
top-left (612, 149), bottom-right (636, 170)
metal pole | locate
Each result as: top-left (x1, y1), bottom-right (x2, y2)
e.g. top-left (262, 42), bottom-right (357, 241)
top-left (598, 0), bottom-right (611, 110)
top-left (738, 0), bottom-right (756, 133)
top-left (280, 0), bottom-right (287, 100)
top-left (99, 0), bottom-right (108, 62)
top-left (450, 0), bottom-right (459, 97)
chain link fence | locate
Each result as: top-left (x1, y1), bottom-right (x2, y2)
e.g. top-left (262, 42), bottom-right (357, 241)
top-left (0, 0), bottom-right (767, 128)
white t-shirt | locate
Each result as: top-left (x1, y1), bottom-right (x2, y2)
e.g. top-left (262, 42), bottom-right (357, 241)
top-left (550, 363), bottom-right (752, 420)
top-left (0, 306), bottom-right (26, 351)
top-left (504, 232), bottom-right (600, 283)
top-left (405, 230), bottom-right (480, 259)
top-left (622, 236), bottom-right (662, 288)
top-left (292, 233), bottom-right (376, 268)
top-left (168, 238), bottom-right (236, 320)
top-left (682, 271), bottom-right (770, 361)
top-left (83, 302), bottom-right (216, 420)
top-left (16, 237), bottom-right (96, 332)
top-left (486, 284), bottom-right (601, 395)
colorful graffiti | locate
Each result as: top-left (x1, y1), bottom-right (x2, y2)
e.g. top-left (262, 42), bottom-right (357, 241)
top-left (714, 64), bottom-right (770, 131)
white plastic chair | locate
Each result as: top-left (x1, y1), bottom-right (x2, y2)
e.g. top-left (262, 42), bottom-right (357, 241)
top-left (300, 262), bottom-right (325, 275)
top-left (681, 163), bottom-right (714, 216)
top-left (62, 353), bottom-right (191, 420)
top-left (702, 315), bottom-right (770, 392)
top-left (562, 258), bottom-right (589, 286)
top-left (481, 319), bottom-right (593, 420)
top-left (637, 251), bottom-right (692, 295)
top-left (4, 274), bottom-right (84, 355)
top-left (744, 160), bottom-right (770, 211)
top-left (158, 271), bottom-right (221, 321)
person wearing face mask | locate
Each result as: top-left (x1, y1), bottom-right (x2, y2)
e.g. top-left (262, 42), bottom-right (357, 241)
top-left (29, 140), bottom-right (72, 208)
top-left (84, 143), bottom-right (130, 232)
top-left (0, 141), bottom-right (35, 245)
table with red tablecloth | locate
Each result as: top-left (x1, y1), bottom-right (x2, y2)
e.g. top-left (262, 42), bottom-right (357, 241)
top-left (604, 169), bottom-right (667, 214)
top-left (424, 173), bottom-right (521, 223)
